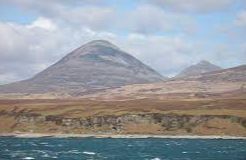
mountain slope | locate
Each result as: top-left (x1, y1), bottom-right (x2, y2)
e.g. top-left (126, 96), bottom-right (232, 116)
top-left (0, 40), bottom-right (165, 94)
top-left (82, 65), bottom-right (246, 100)
top-left (185, 64), bottom-right (246, 82)
top-left (176, 60), bottom-right (222, 78)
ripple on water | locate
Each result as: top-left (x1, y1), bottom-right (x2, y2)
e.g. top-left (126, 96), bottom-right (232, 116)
top-left (28, 142), bottom-right (38, 146)
top-left (22, 157), bottom-right (35, 160)
top-left (40, 142), bottom-right (48, 145)
top-left (32, 150), bottom-right (46, 154)
top-left (68, 150), bottom-right (81, 154)
top-left (51, 156), bottom-right (58, 159)
top-left (83, 151), bottom-right (96, 155)
top-left (41, 153), bottom-right (58, 159)
top-left (41, 154), bottom-right (50, 158)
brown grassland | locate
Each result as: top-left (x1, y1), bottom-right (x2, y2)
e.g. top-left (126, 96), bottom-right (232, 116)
top-left (0, 97), bottom-right (245, 118)
top-left (0, 96), bottom-right (245, 136)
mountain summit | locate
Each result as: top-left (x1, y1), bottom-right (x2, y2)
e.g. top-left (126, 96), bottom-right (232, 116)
top-left (175, 60), bottom-right (222, 78)
top-left (0, 40), bottom-right (164, 94)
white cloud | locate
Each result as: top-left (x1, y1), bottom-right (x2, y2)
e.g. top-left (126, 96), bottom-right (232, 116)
top-left (0, 0), bottom-right (197, 34)
top-left (148, 0), bottom-right (237, 13)
top-left (57, 6), bottom-right (115, 31)
top-left (235, 10), bottom-right (246, 27)
top-left (211, 43), bottom-right (246, 68)
top-left (126, 5), bottom-right (172, 33)
top-left (0, 19), bottom-right (63, 83)
top-left (0, 0), bottom-right (115, 31)
top-left (27, 17), bottom-right (57, 31)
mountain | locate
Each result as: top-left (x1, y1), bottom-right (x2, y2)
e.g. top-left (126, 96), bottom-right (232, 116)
top-left (175, 60), bottom-right (222, 78)
top-left (185, 64), bottom-right (246, 82)
top-left (82, 65), bottom-right (246, 100)
top-left (0, 40), bottom-right (165, 94)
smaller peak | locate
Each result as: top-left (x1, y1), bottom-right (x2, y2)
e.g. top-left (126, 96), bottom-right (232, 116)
top-left (175, 60), bottom-right (222, 78)
top-left (197, 60), bottom-right (211, 65)
top-left (84, 40), bottom-right (119, 49)
top-left (87, 39), bottom-right (111, 45)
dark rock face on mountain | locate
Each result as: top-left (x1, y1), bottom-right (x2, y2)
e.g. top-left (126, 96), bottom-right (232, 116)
top-left (0, 40), bottom-right (164, 94)
top-left (176, 60), bottom-right (222, 78)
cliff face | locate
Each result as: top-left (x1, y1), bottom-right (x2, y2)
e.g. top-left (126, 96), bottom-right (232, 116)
top-left (0, 110), bottom-right (245, 136)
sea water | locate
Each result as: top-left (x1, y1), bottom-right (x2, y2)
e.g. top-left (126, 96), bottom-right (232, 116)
top-left (0, 137), bottom-right (245, 160)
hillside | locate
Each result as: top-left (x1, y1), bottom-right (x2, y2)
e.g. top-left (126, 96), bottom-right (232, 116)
top-left (182, 64), bottom-right (246, 82)
top-left (81, 65), bottom-right (246, 100)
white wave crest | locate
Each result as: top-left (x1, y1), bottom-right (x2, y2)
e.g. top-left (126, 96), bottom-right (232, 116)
top-left (83, 151), bottom-right (96, 155)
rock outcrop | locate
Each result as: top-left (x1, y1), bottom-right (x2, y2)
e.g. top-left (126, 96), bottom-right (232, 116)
top-left (1, 110), bottom-right (245, 136)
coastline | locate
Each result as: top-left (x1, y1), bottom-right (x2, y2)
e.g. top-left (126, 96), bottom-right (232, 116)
top-left (0, 133), bottom-right (245, 139)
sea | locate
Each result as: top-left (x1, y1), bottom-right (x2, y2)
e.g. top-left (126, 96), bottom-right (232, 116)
top-left (0, 137), bottom-right (245, 160)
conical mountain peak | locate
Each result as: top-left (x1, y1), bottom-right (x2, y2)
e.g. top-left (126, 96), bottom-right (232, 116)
top-left (176, 60), bottom-right (222, 78)
top-left (198, 60), bottom-right (211, 65)
top-left (84, 40), bottom-right (119, 49)
top-left (80, 40), bottom-right (120, 52)
top-left (0, 40), bottom-right (164, 94)
top-left (66, 40), bottom-right (121, 59)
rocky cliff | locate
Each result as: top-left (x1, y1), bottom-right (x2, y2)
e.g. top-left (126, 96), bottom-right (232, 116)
top-left (1, 110), bottom-right (245, 136)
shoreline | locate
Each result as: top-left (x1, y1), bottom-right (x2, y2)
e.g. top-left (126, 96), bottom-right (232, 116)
top-left (0, 133), bottom-right (245, 139)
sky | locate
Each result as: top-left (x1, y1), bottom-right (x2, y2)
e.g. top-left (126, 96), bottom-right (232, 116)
top-left (0, 0), bottom-right (246, 84)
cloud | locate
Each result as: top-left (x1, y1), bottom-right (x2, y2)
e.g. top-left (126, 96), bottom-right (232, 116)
top-left (0, 18), bottom-right (64, 83)
top-left (235, 10), bottom-right (246, 28)
top-left (0, 0), bottom-right (197, 34)
top-left (125, 5), bottom-right (172, 33)
top-left (147, 0), bottom-right (238, 13)
top-left (0, 0), bottom-right (115, 30)
top-left (211, 43), bottom-right (246, 68)
top-left (27, 17), bottom-right (57, 31)
top-left (0, 0), bottom-right (104, 9)
top-left (123, 4), bottom-right (196, 34)
top-left (219, 10), bottom-right (246, 42)
top-left (57, 6), bottom-right (115, 31)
